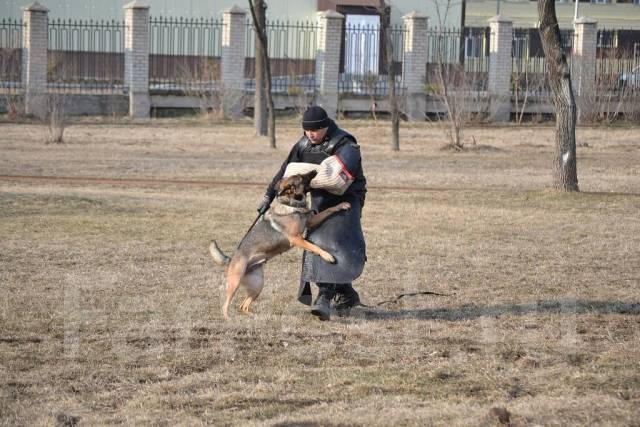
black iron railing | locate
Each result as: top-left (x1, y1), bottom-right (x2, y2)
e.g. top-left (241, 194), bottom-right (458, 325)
top-left (338, 23), bottom-right (405, 96)
top-left (425, 27), bottom-right (490, 94)
top-left (245, 20), bottom-right (318, 94)
top-left (149, 16), bottom-right (223, 93)
top-left (511, 28), bottom-right (574, 99)
top-left (596, 28), bottom-right (640, 94)
top-left (0, 18), bottom-right (23, 90)
top-left (48, 18), bottom-right (125, 93)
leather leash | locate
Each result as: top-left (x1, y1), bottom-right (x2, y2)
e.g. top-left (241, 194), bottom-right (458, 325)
top-left (356, 290), bottom-right (453, 309)
top-left (236, 208), bottom-right (267, 250)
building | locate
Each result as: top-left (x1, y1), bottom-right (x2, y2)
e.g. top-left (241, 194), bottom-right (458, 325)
top-left (465, 0), bottom-right (640, 30)
top-left (1, 1), bottom-right (463, 27)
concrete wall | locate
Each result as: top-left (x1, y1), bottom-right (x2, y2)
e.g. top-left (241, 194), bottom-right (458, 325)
top-left (13, 91), bottom-right (638, 119)
top-left (0, 94), bottom-right (129, 116)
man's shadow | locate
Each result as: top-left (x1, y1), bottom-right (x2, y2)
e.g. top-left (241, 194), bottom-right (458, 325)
top-left (355, 299), bottom-right (640, 321)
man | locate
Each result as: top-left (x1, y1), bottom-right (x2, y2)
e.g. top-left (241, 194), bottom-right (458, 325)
top-left (258, 106), bottom-right (367, 321)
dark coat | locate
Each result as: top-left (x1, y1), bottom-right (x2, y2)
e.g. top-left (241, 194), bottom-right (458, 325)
top-left (264, 120), bottom-right (367, 303)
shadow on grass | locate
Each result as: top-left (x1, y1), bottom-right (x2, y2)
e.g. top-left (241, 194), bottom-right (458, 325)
top-left (358, 299), bottom-right (640, 321)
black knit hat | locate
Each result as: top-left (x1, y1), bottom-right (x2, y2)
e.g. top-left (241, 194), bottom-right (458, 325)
top-left (301, 106), bottom-right (330, 130)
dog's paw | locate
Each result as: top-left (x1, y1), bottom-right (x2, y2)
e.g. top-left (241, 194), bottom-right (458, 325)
top-left (322, 253), bottom-right (336, 264)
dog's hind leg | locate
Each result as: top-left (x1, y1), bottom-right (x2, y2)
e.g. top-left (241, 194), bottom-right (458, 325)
top-left (222, 257), bottom-right (247, 320)
top-left (238, 265), bottom-right (264, 316)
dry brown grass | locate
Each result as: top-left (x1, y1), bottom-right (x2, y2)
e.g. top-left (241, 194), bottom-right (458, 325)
top-left (1, 118), bottom-right (639, 425)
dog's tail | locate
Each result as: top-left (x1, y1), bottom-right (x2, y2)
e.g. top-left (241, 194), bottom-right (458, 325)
top-left (209, 240), bottom-right (231, 266)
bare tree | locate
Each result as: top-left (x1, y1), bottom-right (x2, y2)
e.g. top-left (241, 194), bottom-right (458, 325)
top-left (435, 63), bottom-right (468, 150)
top-left (538, 0), bottom-right (579, 191)
top-left (252, 0), bottom-right (268, 136)
top-left (378, 0), bottom-right (400, 151)
top-left (248, 0), bottom-right (276, 148)
top-left (429, 0), bottom-right (477, 150)
top-left (43, 57), bottom-right (68, 143)
top-left (512, 60), bottom-right (546, 125)
top-left (44, 92), bottom-right (67, 144)
top-left (179, 58), bottom-right (220, 120)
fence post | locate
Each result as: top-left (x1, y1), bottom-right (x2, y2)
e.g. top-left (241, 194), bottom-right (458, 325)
top-left (402, 11), bottom-right (429, 122)
top-left (573, 17), bottom-right (598, 110)
top-left (22, 1), bottom-right (49, 119)
top-left (221, 5), bottom-right (247, 118)
top-left (315, 10), bottom-right (343, 119)
top-left (124, 1), bottom-right (150, 119)
top-left (488, 15), bottom-right (512, 122)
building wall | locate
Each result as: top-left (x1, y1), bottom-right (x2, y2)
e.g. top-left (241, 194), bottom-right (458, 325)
top-left (4, 0), bottom-right (640, 29)
top-left (466, 0), bottom-right (640, 29)
top-left (318, 0), bottom-right (463, 27)
top-left (0, 0), bottom-right (317, 21)
top-left (1, 0), bottom-right (462, 27)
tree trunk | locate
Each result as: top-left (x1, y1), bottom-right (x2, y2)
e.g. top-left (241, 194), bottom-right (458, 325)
top-left (537, 0), bottom-right (579, 191)
top-left (249, 0), bottom-right (276, 148)
top-left (379, 1), bottom-right (400, 151)
top-left (253, 0), bottom-right (268, 136)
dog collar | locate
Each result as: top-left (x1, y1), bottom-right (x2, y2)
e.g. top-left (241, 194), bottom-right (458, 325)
top-left (268, 201), bottom-right (310, 216)
top-left (264, 201), bottom-right (310, 234)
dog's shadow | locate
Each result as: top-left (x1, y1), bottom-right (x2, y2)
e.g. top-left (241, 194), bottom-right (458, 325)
top-left (354, 299), bottom-right (640, 321)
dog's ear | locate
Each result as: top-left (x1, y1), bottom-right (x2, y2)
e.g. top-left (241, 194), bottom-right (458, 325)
top-left (276, 178), bottom-right (290, 196)
top-left (302, 170), bottom-right (318, 186)
top-left (276, 179), bottom-right (285, 195)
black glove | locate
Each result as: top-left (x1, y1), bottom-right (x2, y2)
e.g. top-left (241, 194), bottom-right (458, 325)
top-left (257, 195), bottom-right (271, 215)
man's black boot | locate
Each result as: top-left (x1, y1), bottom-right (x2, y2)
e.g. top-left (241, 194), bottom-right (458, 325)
top-left (311, 284), bottom-right (335, 321)
top-left (333, 283), bottom-right (360, 316)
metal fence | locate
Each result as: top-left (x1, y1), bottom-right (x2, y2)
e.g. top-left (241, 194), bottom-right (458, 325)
top-left (48, 18), bottom-right (125, 93)
top-left (338, 23), bottom-right (405, 96)
top-left (509, 28), bottom-right (640, 99)
top-left (424, 27), bottom-right (490, 93)
top-left (245, 20), bottom-right (318, 94)
top-left (595, 28), bottom-right (640, 95)
top-left (511, 28), bottom-right (575, 99)
top-left (0, 18), bottom-right (23, 91)
top-left (6, 11), bottom-right (638, 116)
top-left (149, 16), bottom-right (223, 93)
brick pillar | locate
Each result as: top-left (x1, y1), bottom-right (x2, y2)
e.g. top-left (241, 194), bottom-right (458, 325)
top-left (488, 15), bottom-right (512, 122)
top-left (124, 1), bottom-right (150, 119)
top-left (315, 10), bottom-right (343, 119)
top-left (22, 2), bottom-right (49, 119)
top-left (221, 5), bottom-right (247, 118)
top-left (402, 12), bottom-right (429, 121)
top-left (573, 17), bottom-right (598, 107)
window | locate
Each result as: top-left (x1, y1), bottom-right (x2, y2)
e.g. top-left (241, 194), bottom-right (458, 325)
top-left (465, 29), bottom-right (486, 58)
top-left (465, 36), bottom-right (482, 58)
top-left (590, 0), bottom-right (611, 4)
top-left (597, 31), bottom-right (616, 49)
top-left (513, 36), bottom-right (528, 59)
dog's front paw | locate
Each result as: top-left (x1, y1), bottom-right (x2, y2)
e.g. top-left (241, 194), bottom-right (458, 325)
top-left (322, 253), bottom-right (336, 264)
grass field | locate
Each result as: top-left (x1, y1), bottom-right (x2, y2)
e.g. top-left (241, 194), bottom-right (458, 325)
top-left (1, 118), bottom-right (639, 425)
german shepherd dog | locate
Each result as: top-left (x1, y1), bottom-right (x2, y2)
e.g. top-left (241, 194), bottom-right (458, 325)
top-left (209, 171), bottom-right (350, 320)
